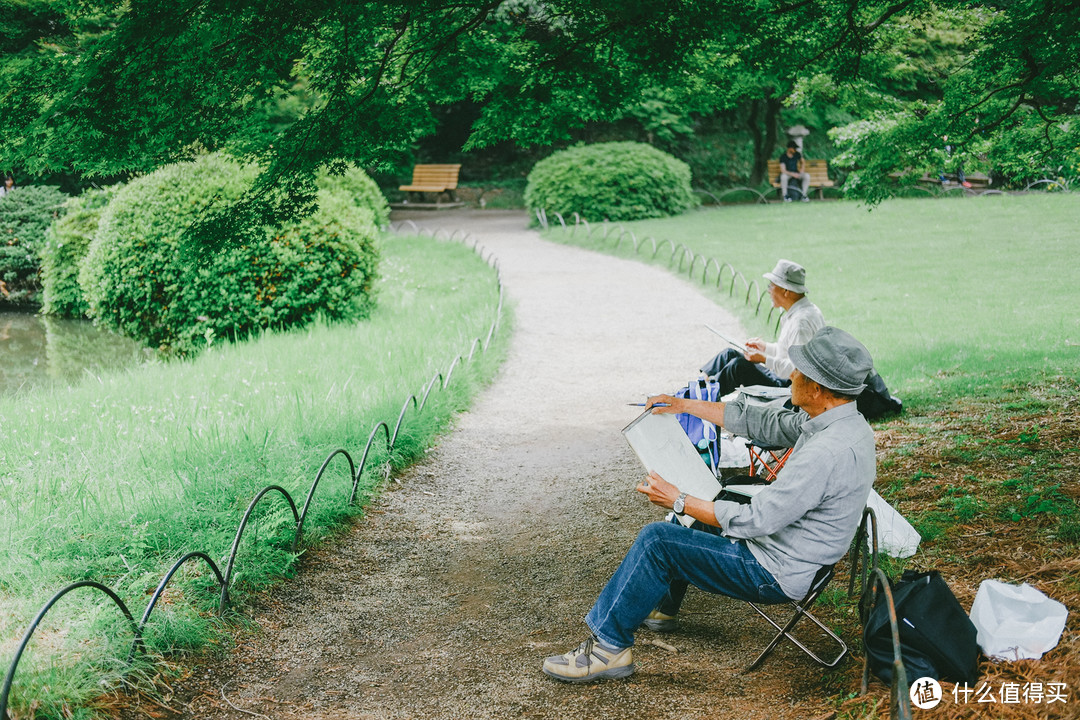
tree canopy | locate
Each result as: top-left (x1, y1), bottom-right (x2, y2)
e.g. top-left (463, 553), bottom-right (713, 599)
top-left (1, 0), bottom-right (1077, 212)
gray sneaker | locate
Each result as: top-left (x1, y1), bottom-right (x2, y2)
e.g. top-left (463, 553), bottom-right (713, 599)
top-left (542, 638), bottom-right (635, 683)
top-left (641, 609), bottom-right (678, 632)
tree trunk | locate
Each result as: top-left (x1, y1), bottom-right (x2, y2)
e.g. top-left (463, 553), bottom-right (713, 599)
top-left (748, 95), bottom-right (782, 186)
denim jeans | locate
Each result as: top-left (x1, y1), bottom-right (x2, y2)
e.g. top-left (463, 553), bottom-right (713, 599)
top-left (585, 520), bottom-right (791, 649)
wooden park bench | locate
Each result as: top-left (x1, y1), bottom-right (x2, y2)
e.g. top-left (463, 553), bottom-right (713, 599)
top-left (767, 158), bottom-right (835, 200)
top-left (887, 170), bottom-right (992, 192)
top-left (398, 164), bottom-right (462, 206)
top-left (919, 171), bottom-right (992, 190)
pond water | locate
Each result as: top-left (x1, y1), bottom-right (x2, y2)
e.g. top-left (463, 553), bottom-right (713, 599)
top-left (0, 310), bottom-right (150, 396)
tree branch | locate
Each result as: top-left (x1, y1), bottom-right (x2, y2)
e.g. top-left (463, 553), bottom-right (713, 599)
top-left (956, 92), bottom-right (1025, 146)
top-left (863, 0), bottom-right (919, 32)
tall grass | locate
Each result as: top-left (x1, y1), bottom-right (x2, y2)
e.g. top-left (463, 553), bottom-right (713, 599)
top-left (0, 232), bottom-right (508, 718)
top-left (546, 194), bottom-right (1079, 405)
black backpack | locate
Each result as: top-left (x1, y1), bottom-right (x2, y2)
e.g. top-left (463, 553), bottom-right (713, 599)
top-left (862, 570), bottom-right (980, 687)
top-left (857, 371), bottom-right (903, 421)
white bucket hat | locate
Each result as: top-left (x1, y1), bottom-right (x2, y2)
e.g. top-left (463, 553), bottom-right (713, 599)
top-left (764, 259), bottom-right (808, 294)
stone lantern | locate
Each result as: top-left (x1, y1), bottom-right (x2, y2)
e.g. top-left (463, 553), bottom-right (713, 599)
top-left (786, 125), bottom-right (810, 152)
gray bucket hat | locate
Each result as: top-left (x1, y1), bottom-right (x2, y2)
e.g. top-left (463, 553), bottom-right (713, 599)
top-left (764, 259), bottom-right (808, 294)
top-left (788, 326), bottom-right (873, 394)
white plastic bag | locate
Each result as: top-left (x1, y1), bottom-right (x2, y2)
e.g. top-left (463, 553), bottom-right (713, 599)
top-left (865, 489), bottom-right (920, 558)
top-left (717, 433), bottom-right (751, 468)
top-left (969, 579), bottom-right (1069, 661)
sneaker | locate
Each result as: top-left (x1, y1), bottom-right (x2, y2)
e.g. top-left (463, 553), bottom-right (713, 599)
top-left (801, 197), bottom-right (810, 202)
top-left (961, 180), bottom-right (972, 188)
top-left (783, 197), bottom-right (792, 202)
top-left (542, 638), bottom-right (635, 683)
top-left (641, 609), bottom-right (678, 633)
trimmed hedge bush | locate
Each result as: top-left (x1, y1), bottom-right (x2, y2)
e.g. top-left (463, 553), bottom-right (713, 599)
top-left (316, 164), bottom-right (391, 227)
top-left (0, 185), bottom-right (69, 304)
top-left (80, 155), bottom-right (383, 355)
top-left (41, 188), bottom-right (113, 317)
top-left (524, 142), bottom-right (697, 222)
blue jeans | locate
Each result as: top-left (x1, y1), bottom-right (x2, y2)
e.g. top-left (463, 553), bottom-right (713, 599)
top-left (585, 521), bottom-right (791, 649)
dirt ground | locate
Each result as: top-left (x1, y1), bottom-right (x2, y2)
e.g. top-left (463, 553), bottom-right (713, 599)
top-left (115, 210), bottom-right (878, 720)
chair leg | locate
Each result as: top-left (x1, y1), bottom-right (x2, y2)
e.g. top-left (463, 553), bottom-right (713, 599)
top-left (742, 599), bottom-right (849, 673)
top-left (747, 446), bottom-right (792, 482)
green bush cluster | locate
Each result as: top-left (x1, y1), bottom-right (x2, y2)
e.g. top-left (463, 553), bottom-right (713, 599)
top-left (524, 141), bottom-right (697, 222)
top-left (0, 185), bottom-right (69, 304)
top-left (316, 164), bottom-right (391, 227)
top-left (80, 155), bottom-right (383, 354)
top-left (40, 188), bottom-right (113, 317)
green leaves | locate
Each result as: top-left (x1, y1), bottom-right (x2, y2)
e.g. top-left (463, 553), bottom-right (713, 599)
top-left (524, 141), bottom-right (697, 222)
top-left (0, 0), bottom-right (1076, 206)
top-left (80, 154), bottom-right (385, 355)
top-left (0, 184), bottom-right (69, 304)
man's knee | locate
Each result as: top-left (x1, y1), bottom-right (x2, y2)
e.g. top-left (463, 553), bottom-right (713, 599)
top-left (716, 348), bottom-right (741, 366)
top-left (718, 353), bottom-right (755, 379)
top-left (637, 520), bottom-right (683, 547)
top-left (702, 347), bottom-right (740, 376)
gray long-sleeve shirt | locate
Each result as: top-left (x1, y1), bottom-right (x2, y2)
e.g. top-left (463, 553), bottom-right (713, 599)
top-left (714, 398), bottom-right (875, 599)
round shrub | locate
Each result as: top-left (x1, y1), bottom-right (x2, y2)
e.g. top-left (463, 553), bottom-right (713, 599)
top-left (0, 185), bottom-right (69, 304)
top-left (524, 142), bottom-right (698, 222)
top-left (41, 188), bottom-right (113, 317)
top-left (80, 155), bottom-right (382, 354)
top-left (317, 164), bottom-right (391, 228)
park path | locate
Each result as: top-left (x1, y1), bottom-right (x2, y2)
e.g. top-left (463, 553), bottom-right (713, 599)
top-left (149, 210), bottom-right (836, 720)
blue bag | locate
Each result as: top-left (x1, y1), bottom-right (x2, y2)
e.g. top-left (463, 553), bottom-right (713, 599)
top-left (672, 376), bottom-right (721, 473)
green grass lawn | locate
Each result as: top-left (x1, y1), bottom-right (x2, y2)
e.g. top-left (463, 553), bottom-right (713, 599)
top-left (0, 231), bottom-right (507, 719)
top-left (548, 193), bottom-right (1079, 407)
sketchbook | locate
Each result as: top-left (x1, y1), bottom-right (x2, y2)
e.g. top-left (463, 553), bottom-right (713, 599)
top-left (704, 323), bottom-right (748, 355)
top-left (736, 384), bottom-right (792, 400)
top-left (622, 410), bottom-right (724, 527)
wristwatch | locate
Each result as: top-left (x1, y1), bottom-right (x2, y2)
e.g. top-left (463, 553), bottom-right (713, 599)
top-left (673, 492), bottom-right (687, 515)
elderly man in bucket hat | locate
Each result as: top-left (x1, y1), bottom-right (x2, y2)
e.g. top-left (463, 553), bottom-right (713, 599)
top-left (542, 327), bottom-right (875, 683)
top-left (700, 258), bottom-right (825, 396)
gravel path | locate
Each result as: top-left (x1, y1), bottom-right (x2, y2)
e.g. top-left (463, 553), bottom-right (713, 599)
top-left (149, 210), bottom-right (838, 720)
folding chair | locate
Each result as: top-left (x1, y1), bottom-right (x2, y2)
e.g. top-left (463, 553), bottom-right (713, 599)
top-left (742, 563), bottom-right (849, 672)
top-left (745, 442), bottom-right (793, 482)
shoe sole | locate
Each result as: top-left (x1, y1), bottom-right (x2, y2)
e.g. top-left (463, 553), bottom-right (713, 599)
top-left (542, 664), bottom-right (636, 683)
top-left (641, 619), bottom-right (678, 633)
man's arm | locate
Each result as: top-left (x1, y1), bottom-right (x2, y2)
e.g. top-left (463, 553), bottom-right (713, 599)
top-left (724, 399), bottom-right (805, 448)
top-left (636, 471), bottom-right (720, 528)
top-left (646, 392), bottom-right (804, 449)
top-left (797, 154), bottom-right (806, 173)
top-left (646, 393), bottom-right (725, 426)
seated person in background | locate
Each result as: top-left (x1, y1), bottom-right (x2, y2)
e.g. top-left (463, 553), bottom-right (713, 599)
top-left (700, 259), bottom-right (824, 396)
top-left (779, 140), bottom-right (811, 201)
top-left (541, 327), bottom-right (876, 683)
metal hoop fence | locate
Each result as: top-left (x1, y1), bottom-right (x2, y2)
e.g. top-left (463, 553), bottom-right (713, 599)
top-left (1, 223), bottom-right (505, 720)
top-left (691, 177), bottom-right (1073, 204)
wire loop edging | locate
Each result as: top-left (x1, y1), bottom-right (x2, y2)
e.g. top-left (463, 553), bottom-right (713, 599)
top-left (1, 224), bottom-right (506, 719)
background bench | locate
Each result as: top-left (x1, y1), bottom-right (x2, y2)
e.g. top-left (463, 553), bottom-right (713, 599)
top-left (398, 164), bottom-right (462, 205)
top-left (767, 158), bottom-right (835, 200)
top-left (919, 171), bottom-right (992, 190)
